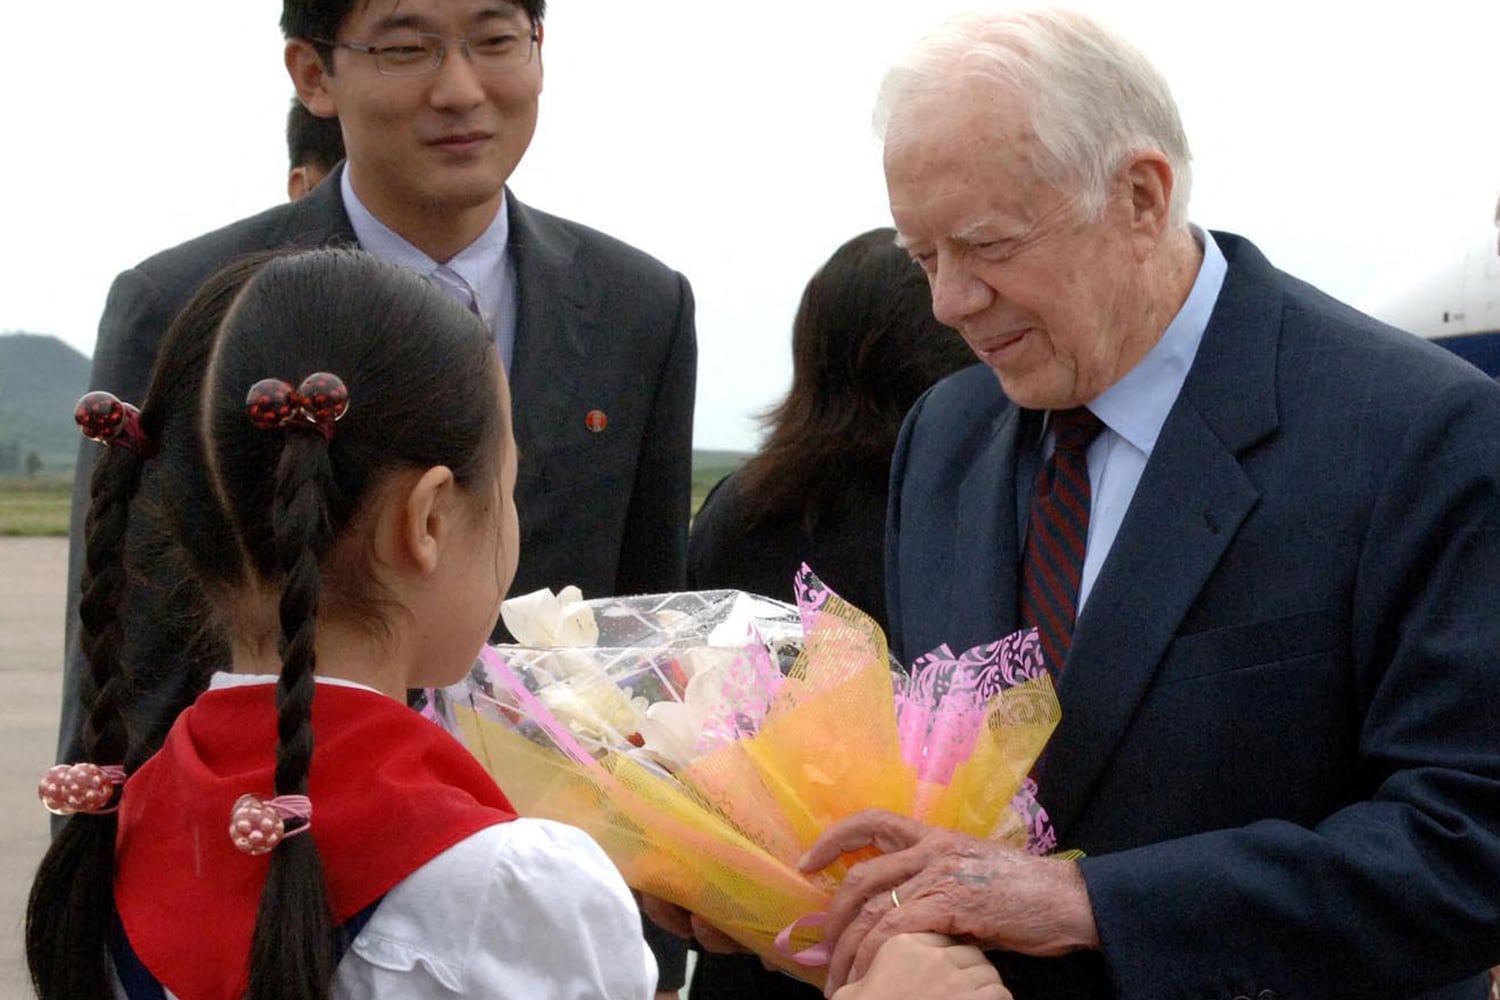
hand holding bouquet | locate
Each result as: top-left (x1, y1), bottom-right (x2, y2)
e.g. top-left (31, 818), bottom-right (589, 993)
top-left (435, 567), bottom-right (1061, 987)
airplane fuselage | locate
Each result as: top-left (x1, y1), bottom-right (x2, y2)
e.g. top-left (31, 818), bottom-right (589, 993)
top-left (1365, 228), bottom-right (1500, 376)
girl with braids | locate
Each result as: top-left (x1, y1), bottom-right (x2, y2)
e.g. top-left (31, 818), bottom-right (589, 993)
top-left (28, 248), bottom-right (657, 1000)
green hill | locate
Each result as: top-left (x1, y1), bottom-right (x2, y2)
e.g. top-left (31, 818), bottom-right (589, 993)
top-left (0, 332), bottom-right (91, 477)
top-left (690, 448), bottom-right (750, 514)
top-left (0, 330), bottom-right (752, 501)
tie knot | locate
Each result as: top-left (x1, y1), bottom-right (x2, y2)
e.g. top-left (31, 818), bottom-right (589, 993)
top-left (1051, 407), bottom-right (1104, 452)
top-left (430, 265), bottom-right (480, 315)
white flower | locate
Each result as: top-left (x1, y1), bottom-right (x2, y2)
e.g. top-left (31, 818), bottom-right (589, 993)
top-left (535, 648), bottom-right (604, 682)
top-left (637, 702), bottom-right (699, 768)
top-left (637, 653), bottom-right (776, 769)
top-left (501, 586), bottom-right (599, 647)
top-left (540, 677), bottom-right (647, 744)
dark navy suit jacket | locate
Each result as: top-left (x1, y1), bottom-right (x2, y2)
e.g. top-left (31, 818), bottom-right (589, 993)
top-left (886, 233), bottom-right (1500, 999)
top-left (59, 166), bottom-right (697, 761)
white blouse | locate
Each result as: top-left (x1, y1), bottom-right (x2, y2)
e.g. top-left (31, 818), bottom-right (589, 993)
top-left (333, 817), bottom-right (657, 998)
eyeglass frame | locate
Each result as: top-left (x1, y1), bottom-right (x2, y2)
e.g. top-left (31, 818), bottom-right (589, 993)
top-left (311, 27), bottom-right (540, 78)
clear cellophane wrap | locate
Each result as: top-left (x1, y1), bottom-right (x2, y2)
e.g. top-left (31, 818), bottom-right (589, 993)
top-left (429, 568), bottom-right (1060, 987)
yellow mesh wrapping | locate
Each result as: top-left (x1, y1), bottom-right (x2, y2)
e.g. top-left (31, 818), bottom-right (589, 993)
top-left (924, 674), bottom-right (1060, 837)
top-left (454, 590), bottom-right (1060, 987)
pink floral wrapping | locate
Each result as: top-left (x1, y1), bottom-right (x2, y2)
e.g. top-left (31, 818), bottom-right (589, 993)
top-left (430, 566), bottom-right (1064, 984)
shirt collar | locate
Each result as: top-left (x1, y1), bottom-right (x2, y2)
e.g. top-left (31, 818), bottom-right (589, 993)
top-left (209, 671), bottom-right (383, 696)
top-left (1088, 225), bottom-right (1227, 455)
top-left (340, 168), bottom-right (510, 310)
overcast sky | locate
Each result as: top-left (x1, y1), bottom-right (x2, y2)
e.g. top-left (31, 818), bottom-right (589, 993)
top-left (3, 1), bottom-right (1497, 450)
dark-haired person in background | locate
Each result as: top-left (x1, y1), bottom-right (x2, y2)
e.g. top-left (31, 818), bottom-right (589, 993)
top-left (59, 1), bottom-right (695, 992)
top-left (688, 227), bottom-right (974, 629)
top-left (682, 227), bottom-right (974, 1000)
top-left (285, 98), bottom-right (345, 201)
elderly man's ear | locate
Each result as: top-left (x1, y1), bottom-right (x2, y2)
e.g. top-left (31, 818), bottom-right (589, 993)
top-left (1121, 151), bottom-right (1174, 258)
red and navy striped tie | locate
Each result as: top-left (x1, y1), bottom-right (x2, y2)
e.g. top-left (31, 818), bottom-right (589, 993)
top-left (1021, 407), bottom-right (1104, 675)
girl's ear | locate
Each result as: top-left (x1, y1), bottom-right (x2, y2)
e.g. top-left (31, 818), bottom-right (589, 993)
top-left (371, 466), bottom-right (457, 576)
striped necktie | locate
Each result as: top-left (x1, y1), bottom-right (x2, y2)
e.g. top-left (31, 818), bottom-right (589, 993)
top-left (1020, 407), bottom-right (1104, 675)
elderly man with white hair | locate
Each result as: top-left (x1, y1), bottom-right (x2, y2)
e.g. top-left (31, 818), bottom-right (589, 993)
top-left (791, 9), bottom-right (1500, 1000)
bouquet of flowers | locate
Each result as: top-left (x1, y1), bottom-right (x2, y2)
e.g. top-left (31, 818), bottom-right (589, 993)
top-left (431, 567), bottom-right (1061, 987)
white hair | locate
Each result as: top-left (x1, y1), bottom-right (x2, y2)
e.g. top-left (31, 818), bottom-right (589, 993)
top-left (876, 8), bottom-right (1194, 227)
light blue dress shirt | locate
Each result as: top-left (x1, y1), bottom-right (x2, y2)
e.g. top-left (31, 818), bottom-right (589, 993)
top-left (340, 169), bottom-right (520, 374)
top-left (1055, 226), bottom-right (1228, 615)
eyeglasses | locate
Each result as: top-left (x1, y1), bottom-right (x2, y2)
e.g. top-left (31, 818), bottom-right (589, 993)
top-left (315, 27), bottom-right (539, 77)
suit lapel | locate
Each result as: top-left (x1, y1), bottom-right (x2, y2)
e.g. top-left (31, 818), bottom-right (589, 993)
top-left (504, 193), bottom-right (593, 487)
top-left (1040, 404), bottom-right (1260, 837)
top-left (1038, 233), bottom-right (1283, 840)
top-left (952, 405), bottom-right (1030, 647)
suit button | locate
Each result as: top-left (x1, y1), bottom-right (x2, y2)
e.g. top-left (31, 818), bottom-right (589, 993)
top-left (1258, 992), bottom-right (1277, 1000)
top-left (1232, 995), bottom-right (1251, 1000)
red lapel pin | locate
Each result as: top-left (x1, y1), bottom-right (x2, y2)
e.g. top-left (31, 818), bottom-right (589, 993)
top-left (585, 409), bottom-right (608, 433)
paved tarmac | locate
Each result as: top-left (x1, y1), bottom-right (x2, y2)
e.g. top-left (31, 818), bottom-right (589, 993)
top-left (0, 537), bottom-right (67, 999)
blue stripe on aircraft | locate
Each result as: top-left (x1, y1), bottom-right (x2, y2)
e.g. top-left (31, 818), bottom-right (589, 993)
top-left (1431, 330), bottom-right (1500, 377)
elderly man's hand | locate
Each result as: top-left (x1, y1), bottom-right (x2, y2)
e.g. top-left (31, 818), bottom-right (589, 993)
top-left (799, 809), bottom-right (1099, 994)
top-left (830, 933), bottom-right (1012, 1000)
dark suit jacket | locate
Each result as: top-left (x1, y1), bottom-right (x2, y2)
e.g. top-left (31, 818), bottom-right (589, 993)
top-left (59, 165), bottom-right (697, 762)
top-left (886, 233), bottom-right (1500, 1000)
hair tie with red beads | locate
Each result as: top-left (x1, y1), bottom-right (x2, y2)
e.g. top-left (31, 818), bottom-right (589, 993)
top-left (246, 372), bottom-right (350, 442)
top-left (39, 762), bottom-right (127, 816)
top-left (75, 391), bottom-right (156, 458)
top-left (229, 793), bottom-right (314, 855)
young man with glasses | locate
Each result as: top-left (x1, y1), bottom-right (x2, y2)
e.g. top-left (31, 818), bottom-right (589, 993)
top-left (58, 2), bottom-right (695, 993)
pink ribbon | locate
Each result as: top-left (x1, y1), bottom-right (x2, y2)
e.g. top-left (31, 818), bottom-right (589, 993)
top-left (267, 794), bottom-right (314, 840)
top-left (89, 765), bottom-right (128, 815)
top-left (773, 911), bottom-right (831, 967)
top-left (478, 646), bottom-right (602, 771)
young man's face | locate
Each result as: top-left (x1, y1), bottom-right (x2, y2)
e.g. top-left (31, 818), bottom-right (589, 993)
top-left (294, 0), bottom-right (543, 231)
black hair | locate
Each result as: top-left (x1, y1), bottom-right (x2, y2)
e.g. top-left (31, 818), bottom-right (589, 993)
top-left (27, 249), bottom-right (504, 1000)
top-left (22, 428), bottom-right (142, 998)
top-left (287, 99), bottom-right (346, 173)
top-left (25, 254), bottom-right (272, 1000)
top-left (281, 0), bottom-right (547, 46)
top-left (737, 227), bottom-right (976, 530)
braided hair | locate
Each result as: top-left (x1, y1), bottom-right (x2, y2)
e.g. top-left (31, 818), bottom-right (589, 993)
top-left (26, 255), bottom-right (270, 999)
top-left (185, 249), bottom-right (498, 999)
top-left (29, 248), bottom-right (501, 999)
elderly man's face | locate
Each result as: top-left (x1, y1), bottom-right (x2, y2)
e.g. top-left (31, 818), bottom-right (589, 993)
top-left (885, 86), bottom-right (1150, 410)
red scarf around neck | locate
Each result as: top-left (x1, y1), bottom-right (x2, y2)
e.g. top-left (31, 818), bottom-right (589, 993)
top-left (115, 681), bottom-right (517, 1000)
